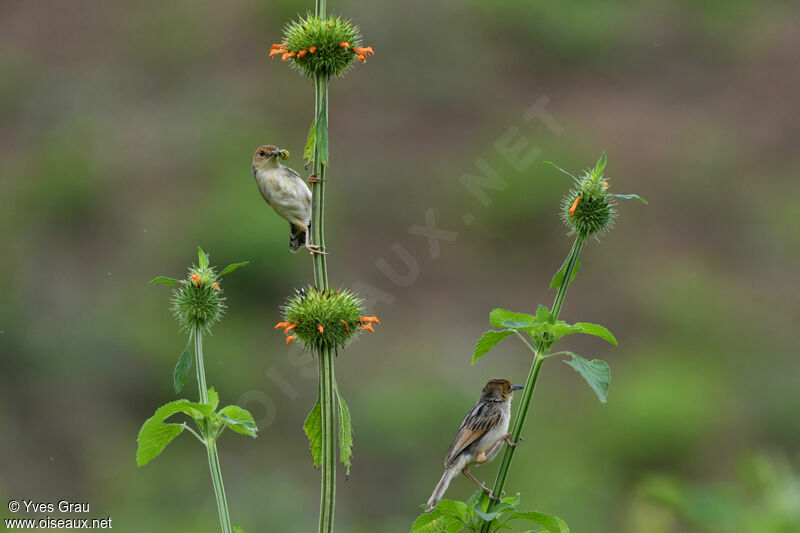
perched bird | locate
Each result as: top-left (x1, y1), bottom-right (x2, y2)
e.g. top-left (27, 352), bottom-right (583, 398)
top-left (425, 378), bottom-right (524, 512)
top-left (252, 145), bottom-right (321, 253)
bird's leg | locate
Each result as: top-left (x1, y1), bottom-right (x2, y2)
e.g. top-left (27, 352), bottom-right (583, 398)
top-left (484, 439), bottom-right (506, 462)
top-left (462, 468), bottom-right (503, 502)
top-left (504, 434), bottom-right (524, 447)
top-left (302, 225), bottom-right (328, 255)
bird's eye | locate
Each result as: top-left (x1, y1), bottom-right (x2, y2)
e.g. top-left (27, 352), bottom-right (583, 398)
top-left (259, 150), bottom-right (266, 156)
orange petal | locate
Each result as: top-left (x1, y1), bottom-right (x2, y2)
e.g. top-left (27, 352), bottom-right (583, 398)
top-left (283, 323), bottom-right (297, 334)
top-left (356, 54), bottom-right (366, 62)
top-left (286, 335), bottom-right (296, 346)
top-left (211, 282), bottom-right (220, 291)
top-left (359, 323), bottom-right (375, 332)
top-left (317, 324), bottom-right (324, 334)
top-left (281, 52), bottom-right (296, 61)
top-left (359, 316), bottom-right (380, 324)
top-left (271, 43), bottom-right (287, 49)
top-left (339, 319), bottom-right (350, 335)
top-left (569, 196), bottom-right (582, 217)
top-left (297, 50), bottom-right (307, 58)
top-left (269, 48), bottom-right (288, 57)
top-left (309, 46), bottom-right (317, 53)
top-left (339, 41), bottom-right (350, 48)
top-left (328, 23), bottom-right (334, 28)
top-left (275, 321), bottom-right (291, 330)
top-left (603, 181), bottom-right (609, 187)
top-left (363, 46), bottom-right (374, 55)
top-left (191, 274), bottom-right (201, 286)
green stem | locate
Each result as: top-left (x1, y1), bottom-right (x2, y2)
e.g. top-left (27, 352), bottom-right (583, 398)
top-left (311, 3), bottom-right (335, 533)
top-left (194, 326), bottom-right (233, 533)
top-left (479, 235), bottom-right (585, 533)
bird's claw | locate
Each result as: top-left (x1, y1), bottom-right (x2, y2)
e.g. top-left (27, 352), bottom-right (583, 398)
top-left (486, 490), bottom-right (504, 502)
top-left (308, 174), bottom-right (323, 186)
top-left (306, 244), bottom-right (328, 255)
top-left (504, 434), bottom-right (524, 447)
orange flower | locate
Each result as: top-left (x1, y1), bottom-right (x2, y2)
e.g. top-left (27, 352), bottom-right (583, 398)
top-left (603, 181), bottom-right (609, 187)
top-left (269, 48), bottom-right (288, 57)
top-left (339, 41), bottom-right (350, 48)
top-left (309, 46), bottom-right (317, 53)
top-left (283, 323), bottom-right (297, 334)
top-left (359, 323), bottom-right (375, 332)
top-left (356, 54), bottom-right (366, 62)
top-left (191, 273), bottom-right (201, 287)
top-left (211, 282), bottom-right (220, 291)
top-left (339, 319), bottom-right (350, 335)
top-left (281, 51), bottom-right (296, 61)
top-left (569, 196), bottom-right (582, 217)
top-left (353, 46), bottom-right (374, 56)
top-left (286, 335), bottom-right (296, 346)
top-left (271, 43), bottom-right (287, 49)
top-left (359, 316), bottom-right (380, 324)
top-left (297, 49), bottom-right (308, 58)
top-left (317, 324), bottom-right (324, 334)
top-left (328, 23), bottom-right (334, 28)
top-left (275, 321), bottom-right (291, 330)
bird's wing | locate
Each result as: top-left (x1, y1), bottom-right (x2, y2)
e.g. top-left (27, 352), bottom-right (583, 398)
top-left (443, 402), bottom-right (502, 467)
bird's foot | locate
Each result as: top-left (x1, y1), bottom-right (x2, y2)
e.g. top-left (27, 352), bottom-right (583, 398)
top-left (486, 489), bottom-right (505, 502)
top-left (308, 173), bottom-right (323, 186)
top-left (504, 434), bottom-right (524, 447)
top-left (306, 244), bottom-right (328, 255)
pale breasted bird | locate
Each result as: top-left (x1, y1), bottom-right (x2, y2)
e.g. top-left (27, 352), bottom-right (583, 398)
top-left (252, 145), bottom-right (321, 254)
top-left (425, 378), bottom-right (524, 512)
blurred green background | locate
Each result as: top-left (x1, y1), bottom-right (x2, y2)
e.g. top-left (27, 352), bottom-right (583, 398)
top-left (1, 0), bottom-right (799, 531)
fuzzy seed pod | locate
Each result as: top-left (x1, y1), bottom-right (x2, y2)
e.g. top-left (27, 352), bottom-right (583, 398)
top-left (560, 154), bottom-right (617, 238)
top-left (270, 14), bottom-right (372, 78)
top-left (171, 265), bottom-right (226, 333)
top-left (277, 287), bottom-right (378, 353)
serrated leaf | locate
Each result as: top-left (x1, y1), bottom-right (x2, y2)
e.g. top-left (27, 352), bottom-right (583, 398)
top-left (219, 261), bottom-right (249, 276)
top-left (173, 344), bottom-right (192, 394)
top-left (197, 247), bottom-right (209, 268)
top-left (594, 152), bottom-right (606, 176)
top-left (573, 322), bottom-right (618, 345)
top-left (613, 193), bottom-right (648, 204)
top-left (411, 512), bottom-right (462, 533)
top-left (543, 161), bottom-right (577, 180)
top-left (432, 500), bottom-right (468, 521)
top-left (502, 318), bottom-right (535, 329)
top-left (489, 309), bottom-right (534, 328)
top-left (472, 330), bottom-right (515, 364)
top-left (304, 119), bottom-right (316, 165)
top-left (148, 276), bottom-right (181, 286)
top-left (509, 511), bottom-right (569, 533)
top-left (303, 397), bottom-right (322, 469)
top-left (563, 354), bottom-right (610, 403)
top-left (535, 305), bottom-right (554, 324)
top-left (207, 387), bottom-right (219, 411)
top-left (474, 500), bottom-right (516, 521)
top-left (137, 400), bottom-right (210, 466)
top-left (219, 405), bottom-right (258, 437)
top-left (335, 380), bottom-right (353, 476)
top-left (550, 253), bottom-right (581, 289)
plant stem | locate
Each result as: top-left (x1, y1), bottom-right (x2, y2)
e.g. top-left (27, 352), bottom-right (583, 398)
top-left (479, 235), bottom-right (585, 533)
top-left (311, 3), bottom-right (335, 532)
top-left (194, 326), bottom-right (234, 533)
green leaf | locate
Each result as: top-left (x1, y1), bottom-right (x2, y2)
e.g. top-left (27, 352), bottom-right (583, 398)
top-left (612, 193), bottom-right (648, 204)
top-left (219, 262), bottom-right (249, 276)
top-left (543, 161), bottom-right (577, 180)
top-left (594, 152), bottom-right (606, 176)
top-left (572, 322), bottom-right (618, 345)
top-left (304, 119), bottom-right (316, 165)
top-left (314, 100), bottom-right (329, 165)
top-left (535, 305), bottom-right (554, 324)
top-left (137, 400), bottom-right (210, 466)
top-left (207, 387), bottom-right (219, 411)
top-left (563, 353), bottom-right (611, 403)
top-left (508, 511), bottom-right (570, 533)
top-left (550, 253), bottom-right (581, 289)
top-left (148, 276), bottom-right (181, 286)
top-left (474, 501), bottom-right (516, 522)
top-left (219, 405), bottom-right (258, 437)
top-left (334, 379), bottom-right (354, 476)
top-left (233, 524), bottom-right (245, 533)
top-left (472, 330), bottom-right (515, 364)
top-left (173, 344), bottom-right (192, 394)
top-left (433, 500), bottom-right (468, 522)
top-left (197, 247), bottom-right (209, 268)
top-left (489, 309), bottom-right (534, 328)
top-left (303, 398), bottom-right (322, 469)
top-left (411, 511), bottom-right (462, 533)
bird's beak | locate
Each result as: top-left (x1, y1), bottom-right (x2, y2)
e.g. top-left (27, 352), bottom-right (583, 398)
top-left (268, 151), bottom-right (280, 158)
top-left (511, 385), bottom-right (524, 391)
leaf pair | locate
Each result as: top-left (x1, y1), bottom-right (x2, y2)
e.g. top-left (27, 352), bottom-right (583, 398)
top-left (413, 489), bottom-right (569, 533)
top-left (149, 247), bottom-right (249, 287)
top-left (136, 388), bottom-right (258, 467)
top-left (303, 377), bottom-right (353, 476)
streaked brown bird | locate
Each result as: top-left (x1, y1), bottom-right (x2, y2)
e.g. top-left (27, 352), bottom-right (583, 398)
top-left (252, 145), bottom-right (320, 253)
top-left (425, 378), bottom-right (523, 512)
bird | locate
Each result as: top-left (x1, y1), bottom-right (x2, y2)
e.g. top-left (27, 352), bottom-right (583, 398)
top-left (251, 145), bottom-right (322, 254)
top-left (425, 378), bottom-right (524, 512)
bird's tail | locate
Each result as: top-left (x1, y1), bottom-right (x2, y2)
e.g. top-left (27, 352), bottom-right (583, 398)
top-left (425, 465), bottom-right (459, 512)
top-left (289, 223), bottom-right (306, 253)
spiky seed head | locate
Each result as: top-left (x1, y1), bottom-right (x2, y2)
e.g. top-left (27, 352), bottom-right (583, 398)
top-left (560, 153), bottom-right (616, 238)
